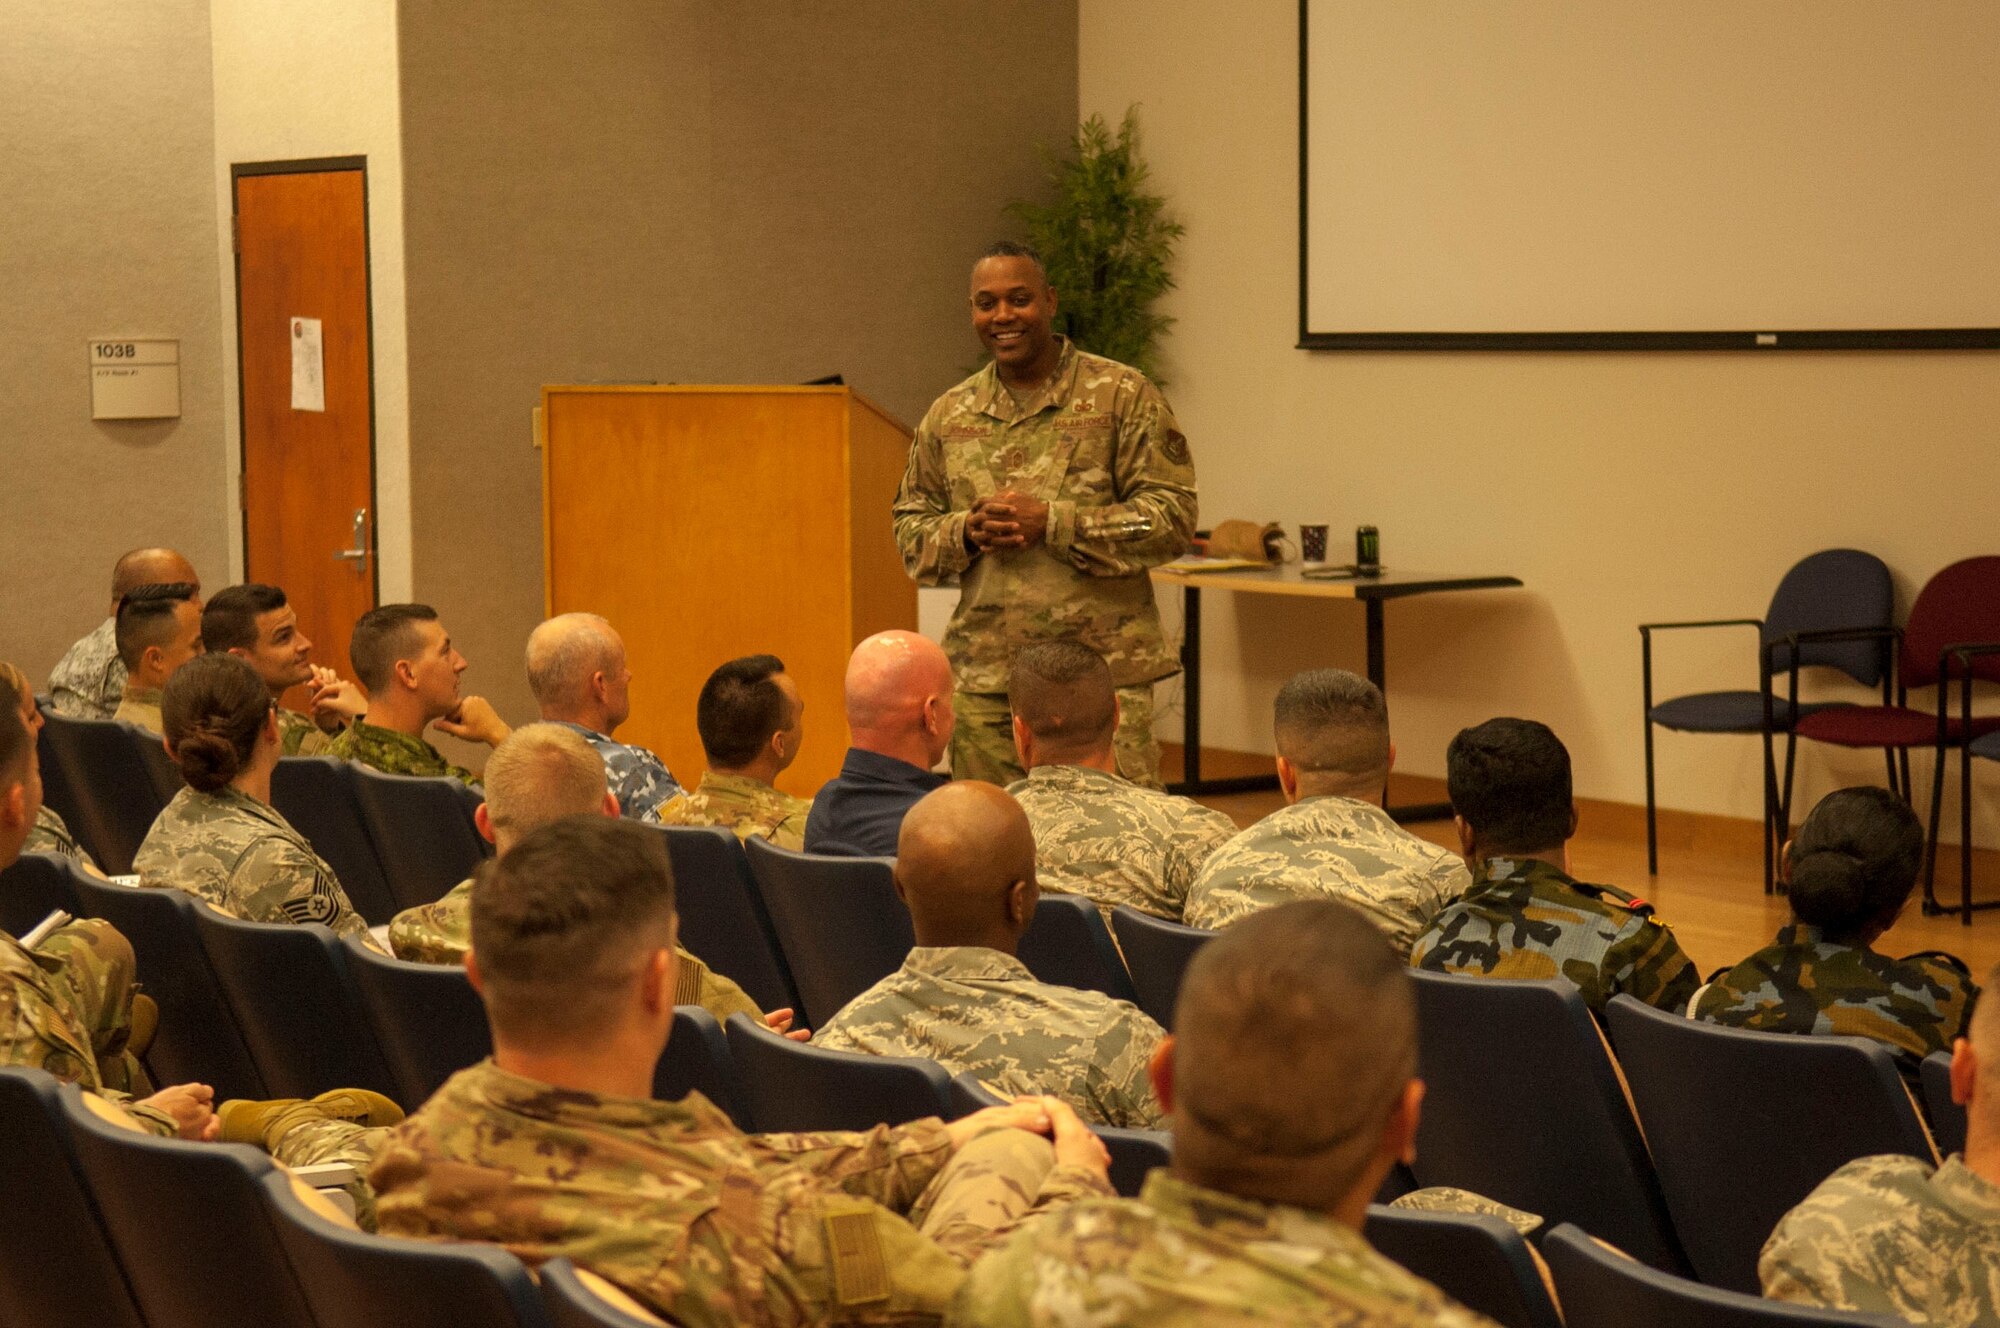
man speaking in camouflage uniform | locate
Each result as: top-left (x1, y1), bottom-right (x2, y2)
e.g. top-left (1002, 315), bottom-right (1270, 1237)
top-left (526, 612), bottom-right (680, 819)
top-left (1762, 958), bottom-right (2000, 1326)
top-left (893, 242), bottom-right (1197, 789)
top-left (327, 603), bottom-right (509, 784)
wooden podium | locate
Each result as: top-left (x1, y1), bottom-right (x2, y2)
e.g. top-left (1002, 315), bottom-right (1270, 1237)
top-left (540, 384), bottom-right (916, 795)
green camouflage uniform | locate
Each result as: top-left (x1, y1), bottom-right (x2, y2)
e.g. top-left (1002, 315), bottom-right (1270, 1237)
top-left (949, 1170), bottom-right (1504, 1328)
top-left (648, 770), bottom-right (812, 851)
top-left (28, 804), bottom-right (100, 873)
top-left (388, 878), bottom-right (768, 1023)
top-left (112, 685), bottom-right (163, 736)
top-left (1694, 924), bottom-right (1975, 1078)
top-left (892, 337), bottom-right (1197, 790)
top-left (371, 1059), bottom-right (1112, 1327)
top-left (133, 785), bottom-right (373, 944)
top-left (325, 718), bottom-right (479, 785)
top-left (0, 920), bottom-right (167, 1130)
top-left (1004, 763), bottom-right (1236, 921)
top-left (1762, 1154), bottom-right (2000, 1327)
top-left (813, 947), bottom-right (1166, 1130)
top-left (1410, 856), bottom-right (1699, 1013)
top-left (1184, 795), bottom-right (1471, 955)
top-left (47, 617), bottom-right (124, 719)
top-left (276, 706), bottom-right (336, 757)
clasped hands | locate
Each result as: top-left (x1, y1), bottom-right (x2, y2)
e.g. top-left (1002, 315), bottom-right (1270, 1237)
top-left (966, 490), bottom-right (1050, 554)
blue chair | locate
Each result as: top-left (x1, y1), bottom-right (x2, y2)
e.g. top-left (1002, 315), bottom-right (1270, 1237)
top-left (258, 1171), bottom-right (552, 1328)
top-left (945, 1070), bottom-right (1169, 1199)
top-left (68, 873), bottom-right (266, 1097)
top-left (1640, 549), bottom-right (1891, 889)
top-left (1409, 969), bottom-right (1686, 1271)
top-left (0, 1068), bottom-right (148, 1328)
top-left (1604, 994), bottom-right (1936, 1293)
top-left (1018, 894), bottom-right (1140, 1003)
top-left (350, 764), bottom-right (490, 913)
top-left (1542, 1223), bottom-right (1908, 1327)
top-left (125, 722), bottom-right (184, 805)
top-left (540, 1257), bottom-right (669, 1328)
top-left (1364, 1206), bottom-right (1562, 1328)
top-left (34, 698), bottom-right (87, 853)
top-left (0, 850), bottom-right (86, 937)
top-left (35, 713), bottom-right (172, 875)
top-left (656, 1005), bottom-right (740, 1124)
top-left (341, 934), bottom-right (492, 1111)
top-left (725, 1011), bottom-right (947, 1133)
top-left (191, 906), bottom-right (398, 1099)
top-left (742, 838), bottom-right (911, 1029)
top-left (653, 824), bottom-right (800, 1016)
top-left (1920, 1050), bottom-right (1967, 1156)
top-left (60, 1082), bottom-right (319, 1328)
top-left (271, 757), bottom-right (400, 926)
top-left (1108, 905), bottom-right (1215, 1030)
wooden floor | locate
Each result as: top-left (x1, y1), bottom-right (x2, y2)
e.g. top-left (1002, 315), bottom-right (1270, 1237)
top-left (1165, 745), bottom-right (2000, 981)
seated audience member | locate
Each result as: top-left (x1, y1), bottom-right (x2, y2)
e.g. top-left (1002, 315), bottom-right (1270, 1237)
top-left (327, 603), bottom-right (509, 783)
top-left (133, 654), bottom-right (375, 945)
top-left (1411, 718), bottom-right (1697, 1012)
top-left (1762, 958), bottom-right (2000, 1326)
top-left (525, 613), bottom-right (679, 818)
top-left (1185, 669), bottom-right (1468, 952)
top-left (370, 816), bottom-right (1114, 1326)
top-left (110, 581), bottom-right (204, 734)
top-left (389, 723), bottom-right (798, 1035)
top-left (649, 654), bottom-right (810, 848)
top-left (1696, 786), bottom-right (1975, 1076)
top-left (201, 583), bottom-right (367, 756)
top-left (1004, 641), bottom-right (1236, 920)
top-left (804, 630), bottom-right (953, 857)
top-left (0, 663), bottom-right (100, 872)
top-left (815, 782), bottom-right (1168, 1129)
top-left (48, 546), bottom-right (200, 719)
top-left (953, 899), bottom-right (1502, 1327)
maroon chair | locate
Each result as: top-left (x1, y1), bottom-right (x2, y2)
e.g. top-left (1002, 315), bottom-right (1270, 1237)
top-left (1787, 557), bottom-right (2000, 922)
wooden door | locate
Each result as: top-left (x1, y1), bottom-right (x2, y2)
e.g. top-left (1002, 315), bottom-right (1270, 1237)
top-left (234, 162), bottom-right (376, 703)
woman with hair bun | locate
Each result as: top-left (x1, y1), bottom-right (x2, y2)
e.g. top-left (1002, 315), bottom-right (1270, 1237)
top-left (133, 653), bottom-right (374, 944)
top-left (1694, 786), bottom-right (1976, 1075)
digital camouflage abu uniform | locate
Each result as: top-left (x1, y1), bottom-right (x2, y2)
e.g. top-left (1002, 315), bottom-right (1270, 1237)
top-left (1694, 924), bottom-right (1975, 1077)
top-left (1004, 763), bottom-right (1237, 921)
top-left (112, 685), bottom-right (163, 736)
top-left (326, 718), bottom-right (479, 785)
top-left (1762, 1154), bottom-right (2000, 1327)
top-left (388, 878), bottom-right (769, 1025)
top-left (370, 1059), bottom-right (1112, 1328)
top-left (1410, 856), bottom-right (1698, 1013)
top-left (1184, 795), bottom-right (1471, 955)
top-left (949, 1170), bottom-right (1503, 1328)
top-left (892, 337), bottom-right (1197, 788)
top-left (648, 771), bottom-right (811, 852)
top-left (813, 947), bottom-right (1167, 1130)
top-left (47, 618), bottom-right (124, 719)
top-left (133, 785), bottom-right (375, 945)
top-left (27, 804), bottom-right (100, 873)
top-left (550, 720), bottom-right (680, 821)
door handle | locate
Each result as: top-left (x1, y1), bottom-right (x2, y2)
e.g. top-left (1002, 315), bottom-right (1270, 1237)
top-left (334, 508), bottom-right (370, 568)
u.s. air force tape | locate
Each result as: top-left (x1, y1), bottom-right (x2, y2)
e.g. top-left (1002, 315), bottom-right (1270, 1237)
top-left (822, 1201), bottom-right (891, 1306)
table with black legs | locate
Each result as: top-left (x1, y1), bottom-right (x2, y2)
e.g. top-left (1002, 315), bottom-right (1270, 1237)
top-left (1151, 564), bottom-right (1524, 822)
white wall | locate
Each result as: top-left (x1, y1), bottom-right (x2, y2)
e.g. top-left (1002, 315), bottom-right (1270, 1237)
top-left (1086, 0), bottom-right (2000, 842)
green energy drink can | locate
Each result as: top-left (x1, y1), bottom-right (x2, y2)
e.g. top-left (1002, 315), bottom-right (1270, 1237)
top-left (1356, 525), bottom-right (1380, 569)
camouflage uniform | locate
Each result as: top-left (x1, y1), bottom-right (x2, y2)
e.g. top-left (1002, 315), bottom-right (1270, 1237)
top-left (648, 770), bottom-right (811, 851)
top-left (1185, 795), bottom-right (1471, 955)
top-left (47, 617), bottom-right (124, 719)
top-left (0, 920), bottom-right (168, 1130)
top-left (893, 337), bottom-right (1197, 790)
top-left (112, 685), bottom-right (163, 736)
top-left (954, 687), bottom-right (1164, 791)
top-left (1762, 1153), bottom-right (2000, 1326)
top-left (388, 878), bottom-right (768, 1023)
top-left (28, 804), bottom-right (100, 873)
top-left (1411, 856), bottom-right (1699, 1013)
top-left (950, 1170), bottom-right (1503, 1328)
top-left (1004, 763), bottom-right (1236, 921)
top-left (371, 1059), bottom-right (1113, 1327)
top-left (326, 718), bottom-right (479, 785)
top-left (133, 785), bottom-right (374, 944)
top-left (550, 721), bottom-right (679, 821)
top-left (1694, 925), bottom-right (1975, 1079)
top-left (276, 706), bottom-right (336, 757)
top-left (813, 947), bottom-right (1166, 1130)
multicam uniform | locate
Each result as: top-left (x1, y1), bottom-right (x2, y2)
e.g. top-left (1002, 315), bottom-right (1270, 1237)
top-left (648, 771), bottom-right (811, 851)
top-left (1184, 795), bottom-right (1470, 954)
top-left (813, 947), bottom-right (1166, 1130)
top-left (276, 707), bottom-right (336, 757)
top-left (371, 1059), bottom-right (1112, 1327)
top-left (1005, 763), bottom-right (1237, 921)
top-left (893, 337), bottom-right (1197, 789)
top-left (326, 718), bottom-right (479, 785)
top-left (950, 1170), bottom-right (1503, 1328)
top-left (27, 804), bottom-right (99, 873)
top-left (1762, 1154), bottom-right (2000, 1327)
top-left (550, 720), bottom-right (679, 821)
top-left (47, 618), bottom-right (124, 719)
top-left (1410, 856), bottom-right (1698, 1012)
top-left (111, 685), bottom-right (163, 736)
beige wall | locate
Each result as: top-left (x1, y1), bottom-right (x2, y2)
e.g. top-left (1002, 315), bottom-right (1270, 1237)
top-left (0, 4), bottom-right (230, 681)
top-left (1084, 0), bottom-right (2000, 843)
top-left (397, 0), bottom-right (1079, 768)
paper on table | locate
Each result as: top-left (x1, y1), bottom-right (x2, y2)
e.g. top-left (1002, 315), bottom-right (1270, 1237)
top-left (1158, 556), bottom-right (1272, 574)
top-left (290, 316), bottom-right (325, 412)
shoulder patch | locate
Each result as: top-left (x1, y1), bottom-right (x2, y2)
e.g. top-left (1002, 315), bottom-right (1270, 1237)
top-left (1161, 428), bottom-right (1190, 465)
top-left (823, 1202), bottom-right (891, 1306)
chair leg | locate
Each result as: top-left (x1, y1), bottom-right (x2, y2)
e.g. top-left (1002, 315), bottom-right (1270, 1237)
top-left (1760, 728), bottom-right (1779, 895)
top-left (1901, 748), bottom-right (1914, 806)
top-left (1962, 742), bottom-right (1974, 927)
top-left (1644, 719), bottom-right (1659, 876)
top-left (1925, 743), bottom-right (1948, 915)
top-left (1885, 749), bottom-right (1903, 801)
